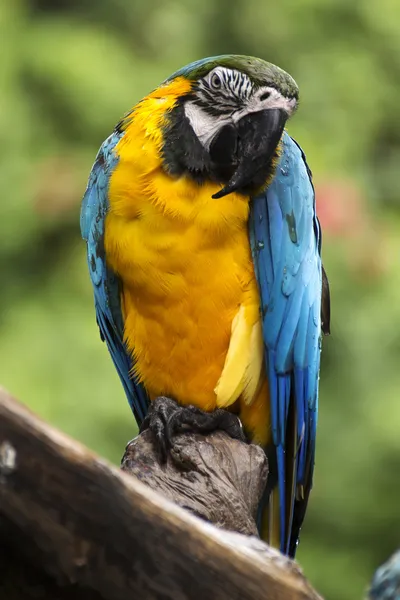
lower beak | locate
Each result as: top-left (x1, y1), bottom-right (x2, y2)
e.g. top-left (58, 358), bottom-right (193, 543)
top-left (212, 108), bottom-right (287, 199)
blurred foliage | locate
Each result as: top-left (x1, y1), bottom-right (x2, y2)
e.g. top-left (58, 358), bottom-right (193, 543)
top-left (1, 1), bottom-right (400, 598)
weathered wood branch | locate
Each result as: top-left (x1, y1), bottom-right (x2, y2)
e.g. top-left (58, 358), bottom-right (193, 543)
top-left (121, 427), bottom-right (268, 536)
top-left (0, 387), bottom-right (322, 600)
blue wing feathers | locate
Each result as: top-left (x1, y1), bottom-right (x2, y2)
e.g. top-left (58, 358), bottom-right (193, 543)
top-left (249, 132), bottom-right (322, 555)
top-left (252, 200), bottom-right (274, 293)
top-left (276, 445), bottom-right (286, 545)
top-left (266, 189), bottom-right (284, 276)
top-left (81, 133), bottom-right (149, 425)
top-left (267, 350), bottom-right (279, 441)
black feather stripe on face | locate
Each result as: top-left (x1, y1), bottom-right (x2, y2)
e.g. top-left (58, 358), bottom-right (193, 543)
top-left (161, 99), bottom-right (281, 196)
top-left (193, 67), bottom-right (253, 116)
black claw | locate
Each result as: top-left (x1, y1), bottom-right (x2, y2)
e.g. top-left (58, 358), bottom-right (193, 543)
top-left (141, 396), bottom-right (248, 461)
top-left (140, 396), bottom-right (179, 462)
top-left (168, 406), bottom-right (247, 443)
top-left (214, 410), bottom-right (248, 443)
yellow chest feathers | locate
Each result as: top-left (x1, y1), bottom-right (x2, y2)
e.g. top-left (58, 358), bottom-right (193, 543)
top-left (104, 78), bottom-right (263, 410)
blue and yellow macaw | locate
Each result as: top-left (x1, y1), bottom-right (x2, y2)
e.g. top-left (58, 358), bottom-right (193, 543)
top-left (369, 551), bottom-right (400, 600)
top-left (81, 55), bottom-right (330, 557)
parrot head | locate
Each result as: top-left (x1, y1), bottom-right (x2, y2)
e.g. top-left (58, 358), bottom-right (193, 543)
top-left (162, 55), bottom-right (299, 198)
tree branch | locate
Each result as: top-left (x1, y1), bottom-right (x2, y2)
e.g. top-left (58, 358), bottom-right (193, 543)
top-left (0, 387), bottom-right (322, 600)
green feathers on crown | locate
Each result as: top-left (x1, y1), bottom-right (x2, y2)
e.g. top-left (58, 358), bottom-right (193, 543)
top-left (167, 54), bottom-right (299, 99)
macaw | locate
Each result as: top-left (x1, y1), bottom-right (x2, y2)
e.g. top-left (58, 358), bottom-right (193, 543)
top-left (81, 55), bottom-right (330, 558)
top-left (369, 551), bottom-right (400, 600)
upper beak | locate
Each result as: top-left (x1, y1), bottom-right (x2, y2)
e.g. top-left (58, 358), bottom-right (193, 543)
top-left (212, 108), bottom-right (288, 199)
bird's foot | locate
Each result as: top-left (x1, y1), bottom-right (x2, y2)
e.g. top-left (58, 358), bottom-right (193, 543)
top-left (140, 396), bottom-right (247, 462)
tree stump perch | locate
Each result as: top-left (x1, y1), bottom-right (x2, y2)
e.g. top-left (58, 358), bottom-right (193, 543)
top-left (122, 428), bottom-right (268, 536)
top-left (0, 387), bottom-right (322, 600)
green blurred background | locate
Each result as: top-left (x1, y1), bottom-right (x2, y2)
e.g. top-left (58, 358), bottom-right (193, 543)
top-left (1, 1), bottom-right (400, 598)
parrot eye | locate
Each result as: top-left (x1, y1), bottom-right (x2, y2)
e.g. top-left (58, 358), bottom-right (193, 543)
top-left (210, 73), bottom-right (222, 89)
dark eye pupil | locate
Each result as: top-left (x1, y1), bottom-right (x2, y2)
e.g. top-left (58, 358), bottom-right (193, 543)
top-left (212, 74), bottom-right (221, 88)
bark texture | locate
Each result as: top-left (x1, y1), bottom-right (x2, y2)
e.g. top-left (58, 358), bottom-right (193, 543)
top-left (0, 387), bottom-right (322, 600)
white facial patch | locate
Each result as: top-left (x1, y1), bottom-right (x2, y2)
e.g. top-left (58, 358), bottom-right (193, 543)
top-left (184, 102), bottom-right (231, 150)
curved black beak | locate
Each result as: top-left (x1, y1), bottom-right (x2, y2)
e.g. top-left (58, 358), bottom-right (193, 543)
top-left (212, 108), bottom-right (287, 199)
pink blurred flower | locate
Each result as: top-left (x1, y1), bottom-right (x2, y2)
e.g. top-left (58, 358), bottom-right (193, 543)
top-left (315, 180), bottom-right (367, 238)
top-left (316, 179), bottom-right (389, 279)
